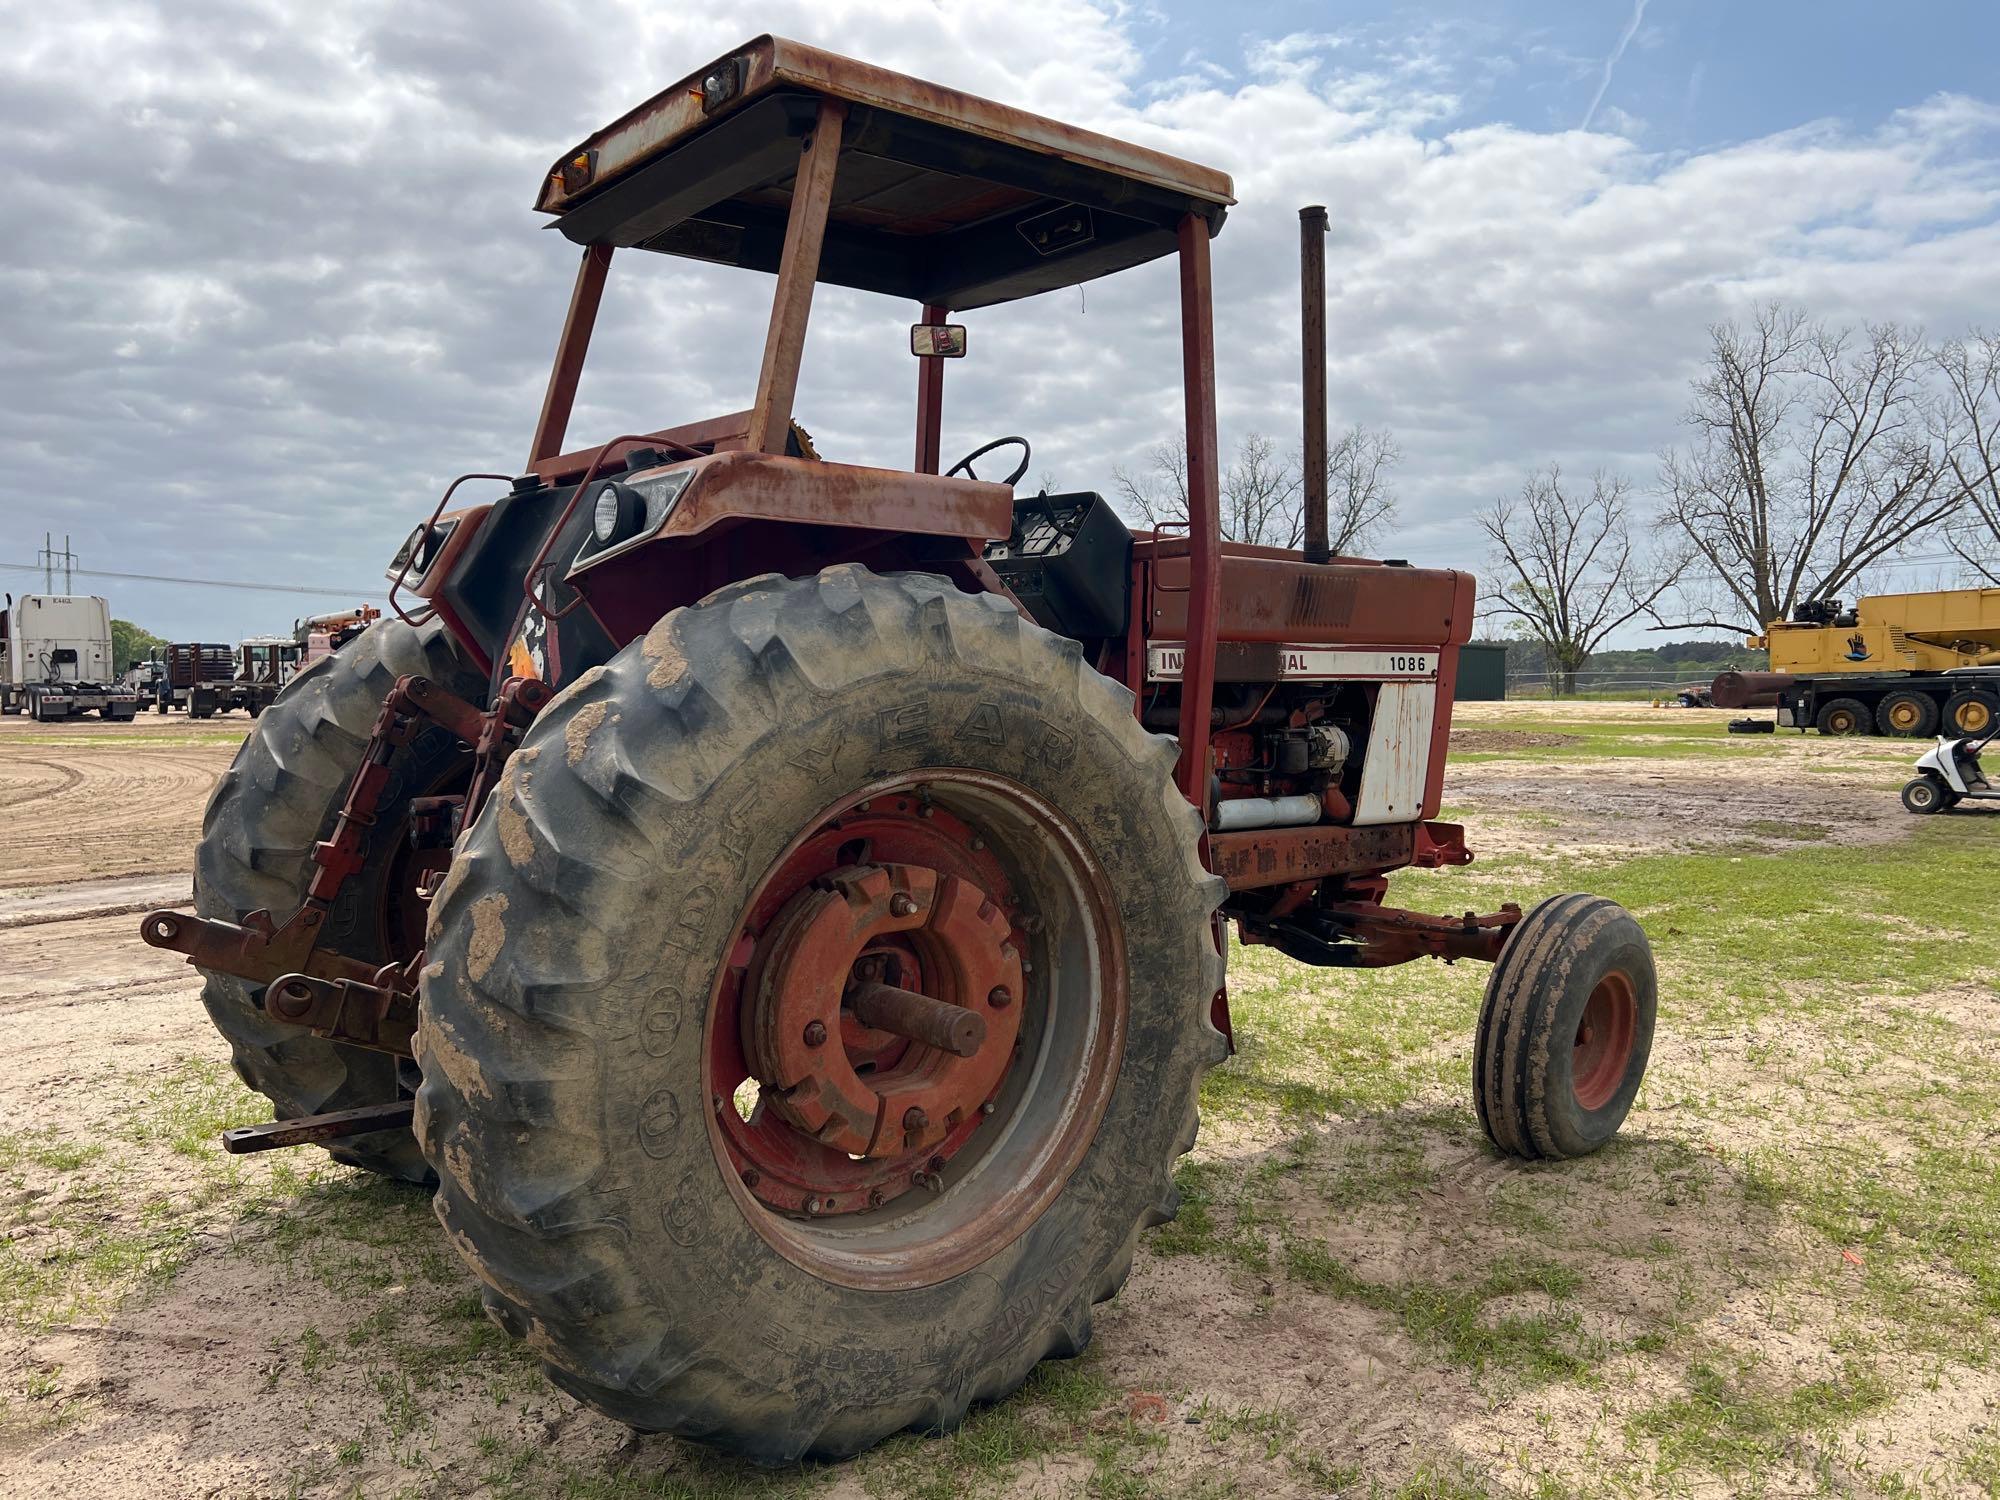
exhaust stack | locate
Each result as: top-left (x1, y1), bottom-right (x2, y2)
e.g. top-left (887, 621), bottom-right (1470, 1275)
top-left (1299, 205), bottom-right (1330, 564)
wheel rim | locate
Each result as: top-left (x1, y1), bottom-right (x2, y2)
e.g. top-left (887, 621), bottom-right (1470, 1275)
top-left (1571, 972), bottom-right (1638, 1112)
top-left (1909, 781), bottom-right (1939, 811)
top-left (1958, 701), bottom-right (1992, 734)
top-left (704, 770), bottom-right (1126, 1290)
top-left (1888, 700), bottom-right (1921, 732)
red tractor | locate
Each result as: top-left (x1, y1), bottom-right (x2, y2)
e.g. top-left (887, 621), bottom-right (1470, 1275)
top-left (144, 38), bottom-right (1655, 1461)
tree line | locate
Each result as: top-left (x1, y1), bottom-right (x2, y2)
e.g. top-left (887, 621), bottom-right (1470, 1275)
top-left (1110, 306), bottom-right (1999, 696)
top-left (1483, 310), bottom-right (1999, 692)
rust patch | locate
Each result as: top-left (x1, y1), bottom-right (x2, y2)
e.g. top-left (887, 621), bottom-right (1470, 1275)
top-left (565, 701), bottom-right (610, 766)
top-left (466, 892), bottom-right (509, 983)
top-left (643, 619), bottom-right (688, 689)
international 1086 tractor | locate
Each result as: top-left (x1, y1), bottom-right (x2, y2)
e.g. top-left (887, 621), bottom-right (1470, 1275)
top-left (143, 38), bottom-right (1657, 1461)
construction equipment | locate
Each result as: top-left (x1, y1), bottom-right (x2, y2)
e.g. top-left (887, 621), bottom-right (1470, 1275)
top-left (1902, 722), bottom-right (2000, 813)
top-left (140, 39), bottom-right (1656, 1461)
top-left (293, 605), bottom-right (381, 670)
top-left (0, 593), bottom-right (139, 721)
top-left (1717, 588), bottom-right (2000, 736)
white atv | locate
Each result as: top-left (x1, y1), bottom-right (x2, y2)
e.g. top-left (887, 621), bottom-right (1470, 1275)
top-left (1902, 726), bottom-right (1999, 814)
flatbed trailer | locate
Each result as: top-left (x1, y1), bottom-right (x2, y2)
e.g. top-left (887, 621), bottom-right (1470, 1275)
top-left (1773, 669), bottom-right (2000, 737)
top-left (159, 643), bottom-right (236, 716)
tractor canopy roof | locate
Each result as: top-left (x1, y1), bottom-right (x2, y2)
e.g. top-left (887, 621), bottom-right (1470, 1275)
top-left (535, 36), bottom-right (1235, 310)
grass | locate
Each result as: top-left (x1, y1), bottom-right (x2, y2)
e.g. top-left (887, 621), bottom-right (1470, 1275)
top-left (0, 1058), bottom-right (278, 1332)
top-left (1628, 1357), bottom-right (1894, 1487)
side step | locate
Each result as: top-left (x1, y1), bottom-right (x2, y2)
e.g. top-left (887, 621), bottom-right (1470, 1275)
top-left (221, 1099), bottom-right (416, 1154)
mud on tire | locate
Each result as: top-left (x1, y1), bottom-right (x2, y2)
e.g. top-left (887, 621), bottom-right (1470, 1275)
top-left (194, 617), bottom-right (484, 1181)
top-left (416, 567), bottom-right (1226, 1461)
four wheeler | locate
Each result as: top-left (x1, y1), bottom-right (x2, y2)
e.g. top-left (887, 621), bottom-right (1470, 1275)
top-left (1902, 724), bottom-right (2000, 813)
top-left (141, 37), bottom-right (1658, 1462)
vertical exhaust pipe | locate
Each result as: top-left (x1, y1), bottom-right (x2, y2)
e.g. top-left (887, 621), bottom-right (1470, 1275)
top-left (1299, 205), bottom-right (1330, 564)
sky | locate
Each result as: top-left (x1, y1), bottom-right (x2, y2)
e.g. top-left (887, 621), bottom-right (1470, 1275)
top-left (4, 0), bottom-right (1998, 645)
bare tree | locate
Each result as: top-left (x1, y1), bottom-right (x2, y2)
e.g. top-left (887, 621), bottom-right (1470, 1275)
top-left (1936, 331), bottom-right (2000, 584)
top-left (1113, 425), bottom-right (1399, 554)
top-left (1656, 304), bottom-right (1979, 632)
top-left (1479, 465), bottom-right (1681, 695)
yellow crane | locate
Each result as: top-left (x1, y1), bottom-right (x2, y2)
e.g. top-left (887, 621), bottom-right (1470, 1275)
top-left (1727, 588), bottom-right (2000, 736)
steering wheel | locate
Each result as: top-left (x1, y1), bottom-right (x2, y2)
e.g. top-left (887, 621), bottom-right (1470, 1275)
top-left (946, 436), bottom-right (1032, 487)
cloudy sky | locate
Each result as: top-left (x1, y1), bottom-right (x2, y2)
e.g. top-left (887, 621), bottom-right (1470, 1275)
top-left (5, 0), bottom-right (1998, 643)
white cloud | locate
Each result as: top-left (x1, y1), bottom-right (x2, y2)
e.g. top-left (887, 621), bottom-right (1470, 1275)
top-left (1, 0), bottom-right (1995, 644)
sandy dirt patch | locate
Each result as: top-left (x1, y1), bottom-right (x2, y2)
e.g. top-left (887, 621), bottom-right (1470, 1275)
top-left (0, 715), bottom-right (242, 889)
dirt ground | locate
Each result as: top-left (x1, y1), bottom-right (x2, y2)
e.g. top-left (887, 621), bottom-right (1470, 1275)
top-left (0, 713), bottom-right (240, 889)
top-left (2, 701), bottom-right (1996, 1499)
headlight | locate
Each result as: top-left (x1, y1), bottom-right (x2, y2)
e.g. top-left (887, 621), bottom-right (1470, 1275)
top-left (386, 523), bottom-right (436, 585)
top-left (570, 466), bottom-right (697, 574)
top-left (591, 482), bottom-right (644, 544)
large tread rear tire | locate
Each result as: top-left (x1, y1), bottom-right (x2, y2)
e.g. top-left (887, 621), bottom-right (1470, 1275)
top-left (194, 617), bottom-right (484, 1181)
top-left (416, 566), bottom-right (1226, 1461)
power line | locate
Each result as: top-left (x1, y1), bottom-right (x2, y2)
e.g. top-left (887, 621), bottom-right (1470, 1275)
top-left (0, 560), bottom-right (384, 599)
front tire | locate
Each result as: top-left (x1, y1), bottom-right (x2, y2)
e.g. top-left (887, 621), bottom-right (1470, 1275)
top-left (194, 617), bottom-right (484, 1181)
top-left (1901, 776), bottom-right (1948, 815)
top-left (416, 567), bottom-right (1225, 1460)
top-left (1474, 894), bottom-right (1656, 1160)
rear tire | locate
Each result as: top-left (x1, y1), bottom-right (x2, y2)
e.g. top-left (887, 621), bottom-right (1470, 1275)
top-left (1475, 894), bottom-right (1656, 1160)
top-left (416, 567), bottom-right (1225, 1460)
top-left (1815, 697), bottom-right (1870, 736)
top-left (1944, 690), bottom-right (1998, 737)
top-left (1877, 691), bottom-right (1938, 738)
top-left (194, 617), bottom-right (484, 1181)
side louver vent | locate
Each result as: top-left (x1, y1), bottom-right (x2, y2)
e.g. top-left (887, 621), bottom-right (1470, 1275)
top-left (1291, 573), bottom-right (1356, 628)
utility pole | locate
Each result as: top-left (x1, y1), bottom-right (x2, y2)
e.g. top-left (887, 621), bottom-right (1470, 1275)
top-left (36, 533), bottom-right (78, 593)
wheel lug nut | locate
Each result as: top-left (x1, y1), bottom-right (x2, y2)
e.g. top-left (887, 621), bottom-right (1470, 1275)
top-left (903, 1106), bottom-right (928, 1131)
top-left (890, 893), bottom-right (918, 918)
top-left (741, 1169), bottom-right (760, 1188)
top-left (981, 1100), bottom-right (996, 1116)
top-left (988, 986), bottom-right (1012, 1009)
top-left (802, 1020), bottom-right (827, 1047)
top-left (803, 1195), bottom-right (823, 1216)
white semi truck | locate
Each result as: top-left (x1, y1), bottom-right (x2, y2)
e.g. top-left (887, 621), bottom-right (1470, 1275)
top-left (0, 593), bottom-right (141, 721)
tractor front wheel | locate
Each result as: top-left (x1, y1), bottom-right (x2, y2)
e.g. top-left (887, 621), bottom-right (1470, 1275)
top-left (1474, 894), bottom-right (1656, 1160)
top-left (416, 567), bottom-right (1225, 1461)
